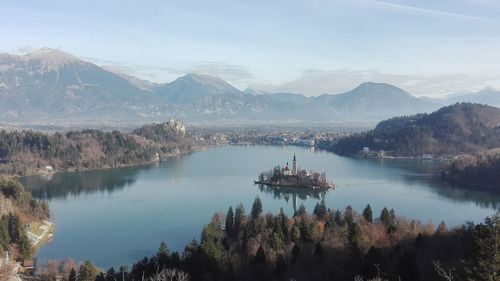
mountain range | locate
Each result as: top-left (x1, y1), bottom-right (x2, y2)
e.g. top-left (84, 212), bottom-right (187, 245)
top-left (0, 48), bottom-right (498, 125)
top-left (437, 87), bottom-right (500, 108)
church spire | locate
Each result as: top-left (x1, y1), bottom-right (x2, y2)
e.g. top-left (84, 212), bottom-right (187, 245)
top-left (292, 153), bottom-right (297, 175)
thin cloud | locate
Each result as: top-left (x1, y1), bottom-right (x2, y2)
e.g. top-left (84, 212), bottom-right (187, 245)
top-left (190, 62), bottom-right (254, 82)
top-left (251, 69), bottom-right (500, 98)
top-left (364, 0), bottom-right (500, 23)
top-left (85, 57), bottom-right (253, 88)
top-left (8, 46), bottom-right (37, 54)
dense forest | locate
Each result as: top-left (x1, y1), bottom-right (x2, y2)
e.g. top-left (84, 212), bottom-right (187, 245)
top-left (0, 178), bottom-right (50, 262)
top-left (444, 149), bottom-right (500, 189)
top-left (0, 120), bottom-right (202, 176)
top-left (329, 103), bottom-right (500, 157)
top-left (36, 198), bottom-right (499, 281)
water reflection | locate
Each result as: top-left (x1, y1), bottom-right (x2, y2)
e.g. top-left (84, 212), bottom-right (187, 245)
top-left (23, 145), bottom-right (500, 268)
top-left (20, 165), bottom-right (148, 200)
top-left (359, 158), bottom-right (500, 211)
top-left (257, 184), bottom-right (329, 213)
top-left (403, 174), bottom-right (500, 210)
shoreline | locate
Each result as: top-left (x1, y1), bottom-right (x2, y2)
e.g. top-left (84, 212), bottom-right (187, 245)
top-left (2, 145), bottom-right (214, 179)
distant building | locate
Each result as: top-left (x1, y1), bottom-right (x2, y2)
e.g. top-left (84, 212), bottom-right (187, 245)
top-left (166, 119), bottom-right (186, 135)
top-left (362, 147), bottom-right (369, 153)
top-left (283, 162), bottom-right (292, 176)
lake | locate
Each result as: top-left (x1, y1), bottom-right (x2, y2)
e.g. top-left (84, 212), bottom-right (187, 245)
top-left (21, 145), bottom-right (500, 269)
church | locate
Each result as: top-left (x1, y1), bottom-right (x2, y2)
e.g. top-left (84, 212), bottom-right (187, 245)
top-left (282, 154), bottom-right (298, 176)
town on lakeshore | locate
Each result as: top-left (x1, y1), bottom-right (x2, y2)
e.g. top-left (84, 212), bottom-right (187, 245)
top-left (255, 154), bottom-right (334, 189)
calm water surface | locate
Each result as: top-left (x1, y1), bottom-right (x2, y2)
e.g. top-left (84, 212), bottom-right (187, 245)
top-left (21, 145), bottom-right (500, 268)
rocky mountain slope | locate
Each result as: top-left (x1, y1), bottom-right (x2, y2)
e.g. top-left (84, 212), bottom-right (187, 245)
top-left (0, 48), bottom-right (450, 125)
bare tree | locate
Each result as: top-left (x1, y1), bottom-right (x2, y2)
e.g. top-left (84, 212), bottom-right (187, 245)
top-left (432, 260), bottom-right (453, 281)
top-left (148, 268), bottom-right (189, 281)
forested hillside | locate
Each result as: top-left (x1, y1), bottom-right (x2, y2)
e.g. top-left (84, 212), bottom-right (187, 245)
top-left (331, 103), bottom-right (500, 156)
top-left (444, 149), bottom-right (500, 189)
top-left (37, 198), bottom-right (500, 281)
top-left (0, 178), bottom-right (49, 262)
top-left (0, 120), bottom-right (201, 176)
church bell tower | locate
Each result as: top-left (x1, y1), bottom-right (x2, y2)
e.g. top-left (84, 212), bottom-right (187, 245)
top-left (292, 154), bottom-right (297, 175)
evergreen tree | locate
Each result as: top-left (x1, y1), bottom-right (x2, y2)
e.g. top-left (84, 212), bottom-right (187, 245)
top-left (158, 241), bottom-right (169, 256)
top-left (380, 207), bottom-right (391, 227)
top-left (278, 207), bottom-right (289, 239)
top-left (313, 199), bottom-right (327, 219)
top-left (344, 205), bottom-right (354, 225)
top-left (77, 261), bottom-right (98, 281)
top-left (334, 209), bottom-right (343, 225)
top-left (362, 204), bottom-right (373, 223)
top-left (464, 213), bottom-right (500, 281)
top-left (156, 242), bottom-right (170, 269)
top-left (201, 215), bottom-right (225, 266)
top-left (387, 208), bottom-right (397, 233)
top-left (291, 224), bottom-right (301, 242)
top-left (297, 204), bottom-right (306, 216)
top-left (234, 203), bottom-right (245, 235)
top-left (299, 220), bottom-right (312, 242)
top-left (95, 273), bottom-right (106, 281)
top-left (225, 206), bottom-right (234, 237)
top-left (251, 196), bottom-right (263, 220)
top-left (254, 245), bottom-right (266, 264)
top-left (0, 216), bottom-right (10, 250)
top-left (437, 221), bottom-right (448, 233)
top-left (18, 234), bottom-right (31, 261)
top-left (105, 268), bottom-right (115, 281)
top-left (68, 268), bottom-right (77, 281)
top-left (347, 222), bottom-right (361, 249)
top-left (389, 209), bottom-right (396, 224)
top-left (271, 230), bottom-right (285, 251)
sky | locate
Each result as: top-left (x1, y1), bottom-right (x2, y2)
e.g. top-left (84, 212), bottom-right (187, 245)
top-left (1, 0), bottom-right (500, 97)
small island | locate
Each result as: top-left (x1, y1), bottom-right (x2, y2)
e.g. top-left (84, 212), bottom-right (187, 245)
top-left (255, 154), bottom-right (334, 189)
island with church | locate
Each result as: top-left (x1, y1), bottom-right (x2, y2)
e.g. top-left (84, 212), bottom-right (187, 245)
top-left (255, 154), bottom-right (334, 189)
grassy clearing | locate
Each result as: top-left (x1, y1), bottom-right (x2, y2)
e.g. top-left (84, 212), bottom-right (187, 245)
top-left (28, 221), bottom-right (45, 237)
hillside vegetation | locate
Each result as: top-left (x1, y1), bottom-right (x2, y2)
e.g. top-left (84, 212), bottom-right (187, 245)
top-left (444, 149), bottom-right (500, 189)
top-left (38, 198), bottom-right (500, 281)
top-left (0, 120), bottom-right (199, 176)
top-left (0, 178), bottom-right (49, 262)
top-left (331, 103), bottom-right (500, 156)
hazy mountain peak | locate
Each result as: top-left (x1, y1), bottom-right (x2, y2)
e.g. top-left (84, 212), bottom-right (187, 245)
top-left (166, 73), bottom-right (241, 95)
top-left (23, 47), bottom-right (82, 68)
top-left (176, 73), bottom-right (231, 88)
top-left (443, 87), bottom-right (500, 108)
top-left (352, 82), bottom-right (412, 97)
top-left (477, 86), bottom-right (498, 94)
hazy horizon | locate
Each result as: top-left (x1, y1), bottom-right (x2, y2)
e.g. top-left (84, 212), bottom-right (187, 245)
top-left (3, 46), bottom-right (498, 100)
top-left (2, 0), bottom-right (500, 98)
